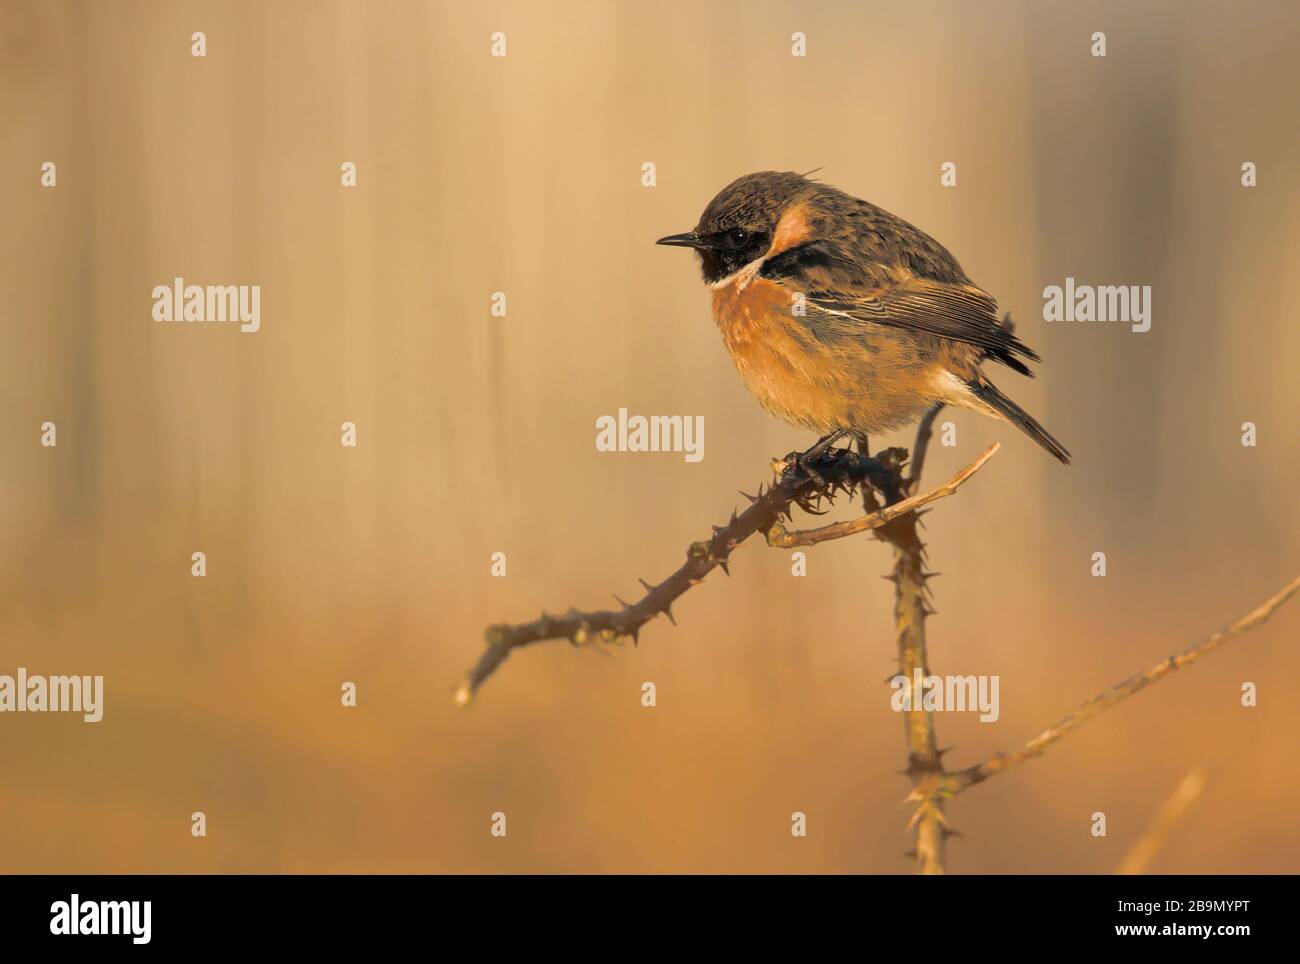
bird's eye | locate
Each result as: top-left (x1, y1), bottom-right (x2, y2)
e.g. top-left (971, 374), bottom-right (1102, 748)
top-left (727, 228), bottom-right (749, 247)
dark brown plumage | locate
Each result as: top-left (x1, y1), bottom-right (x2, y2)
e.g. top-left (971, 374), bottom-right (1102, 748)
top-left (657, 170), bottom-right (1071, 464)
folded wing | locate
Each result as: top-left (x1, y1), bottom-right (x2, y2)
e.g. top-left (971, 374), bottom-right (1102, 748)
top-left (760, 240), bottom-right (1039, 376)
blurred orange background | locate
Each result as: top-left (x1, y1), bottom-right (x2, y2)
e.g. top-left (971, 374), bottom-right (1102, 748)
top-left (2, 0), bottom-right (1297, 873)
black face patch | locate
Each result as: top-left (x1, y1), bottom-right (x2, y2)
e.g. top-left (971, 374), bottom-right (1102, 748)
top-left (697, 227), bottom-right (770, 283)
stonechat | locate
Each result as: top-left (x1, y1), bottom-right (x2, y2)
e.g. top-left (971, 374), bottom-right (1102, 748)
top-left (657, 171), bottom-right (1070, 463)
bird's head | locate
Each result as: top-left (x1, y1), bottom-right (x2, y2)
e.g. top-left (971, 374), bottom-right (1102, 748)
top-left (656, 171), bottom-right (819, 284)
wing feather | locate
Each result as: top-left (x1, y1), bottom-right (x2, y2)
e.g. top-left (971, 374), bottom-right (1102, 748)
top-left (761, 240), bottom-right (1038, 375)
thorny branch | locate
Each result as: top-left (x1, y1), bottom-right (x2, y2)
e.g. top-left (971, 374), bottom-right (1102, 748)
top-left (888, 410), bottom-right (1299, 870)
top-left (455, 431), bottom-right (994, 706)
top-left (457, 400), bottom-right (979, 874)
top-left (459, 403), bottom-right (1300, 875)
top-left (874, 405), bottom-right (951, 874)
top-left (767, 443), bottom-right (997, 548)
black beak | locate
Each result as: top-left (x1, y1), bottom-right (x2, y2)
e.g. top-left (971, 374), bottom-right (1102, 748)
top-left (655, 231), bottom-right (705, 249)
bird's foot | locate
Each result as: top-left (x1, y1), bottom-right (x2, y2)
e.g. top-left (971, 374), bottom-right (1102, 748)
top-left (805, 429), bottom-right (848, 461)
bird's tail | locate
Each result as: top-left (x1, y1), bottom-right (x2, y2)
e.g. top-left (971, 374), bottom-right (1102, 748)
top-left (964, 377), bottom-right (1071, 465)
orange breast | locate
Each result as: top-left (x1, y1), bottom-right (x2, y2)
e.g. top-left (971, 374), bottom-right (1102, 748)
top-left (710, 276), bottom-right (848, 433)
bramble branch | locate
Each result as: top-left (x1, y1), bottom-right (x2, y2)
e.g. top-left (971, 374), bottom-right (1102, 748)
top-left (455, 432), bottom-right (998, 706)
top-left (876, 405), bottom-right (951, 874)
top-left (767, 443), bottom-right (997, 548)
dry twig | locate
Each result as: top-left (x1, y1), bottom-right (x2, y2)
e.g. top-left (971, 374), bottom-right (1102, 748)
top-left (943, 574), bottom-right (1300, 795)
top-left (1118, 764), bottom-right (1215, 875)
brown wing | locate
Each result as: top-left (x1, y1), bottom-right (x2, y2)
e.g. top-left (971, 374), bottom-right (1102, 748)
top-left (760, 240), bottom-right (1039, 376)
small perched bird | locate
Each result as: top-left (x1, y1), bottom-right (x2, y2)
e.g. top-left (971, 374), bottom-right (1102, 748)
top-left (657, 171), bottom-right (1070, 463)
